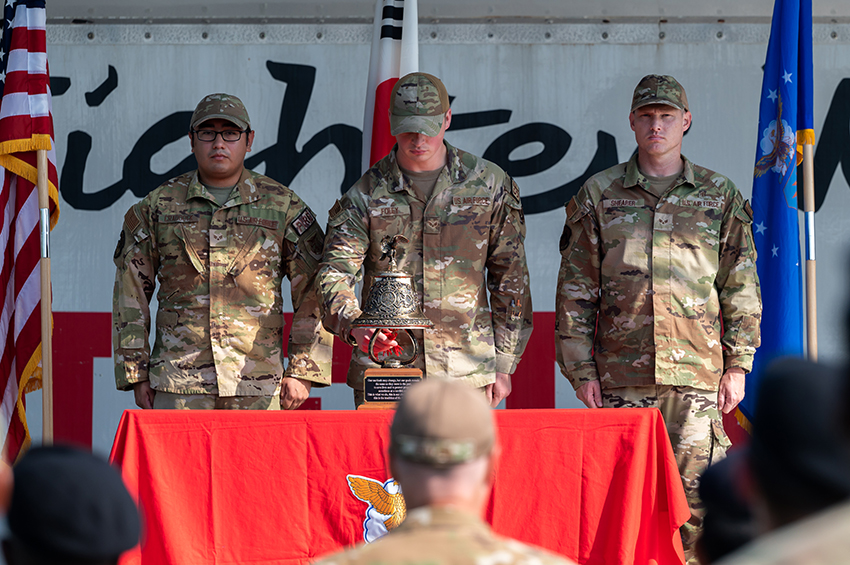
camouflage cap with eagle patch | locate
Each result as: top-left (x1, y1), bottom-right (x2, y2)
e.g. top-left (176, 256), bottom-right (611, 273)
top-left (631, 74), bottom-right (689, 112)
top-left (390, 379), bottom-right (494, 468)
top-left (389, 72), bottom-right (451, 137)
top-left (190, 93), bottom-right (251, 131)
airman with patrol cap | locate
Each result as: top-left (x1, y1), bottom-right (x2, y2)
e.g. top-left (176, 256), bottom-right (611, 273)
top-left (113, 93), bottom-right (332, 410)
top-left (318, 73), bottom-right (533, 408)
top-left (556, 74), bottom-right (762, 562)
top-left (313, 379), bottom-right (577, 565)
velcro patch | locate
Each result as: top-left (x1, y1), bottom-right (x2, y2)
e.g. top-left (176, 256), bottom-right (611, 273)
top-left (509, 179), bottom-right (521, 203)
top-left (452, 196), bottom-right (491, 207)
top-left (237, 216), bottom-right (279, 230)
top-left (603, 199), bottom-right (641, 208)
top-left (159, 214), bottom-right (197, 224)
top-left (743, 200), bottom-right (754, 221)
top-left (425, 217), bottom-right (441, 234)
top-left (681, 199), bottom-right (723, 209)
top-left (329, 199), bottom-right (344, 220)
top-left (124, 207), bottom-right (142, 233)
top-left (292, 208), bottom-right (316, 236)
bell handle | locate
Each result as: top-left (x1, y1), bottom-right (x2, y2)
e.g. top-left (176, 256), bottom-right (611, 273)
top-left (368, 328), bottom-right (419, 367)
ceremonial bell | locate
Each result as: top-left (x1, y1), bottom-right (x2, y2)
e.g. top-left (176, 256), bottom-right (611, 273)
top-left (351, 234), bottom-right (433, 409)
top-left (351, 234), bottom-right (434, 367)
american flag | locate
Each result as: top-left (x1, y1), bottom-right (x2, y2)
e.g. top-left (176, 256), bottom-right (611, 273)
top-left (0, 0), bottom-right (59, 463)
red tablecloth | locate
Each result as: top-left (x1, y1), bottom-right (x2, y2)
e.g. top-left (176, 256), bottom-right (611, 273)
top-left (110, 409), bottom-right (688, 565)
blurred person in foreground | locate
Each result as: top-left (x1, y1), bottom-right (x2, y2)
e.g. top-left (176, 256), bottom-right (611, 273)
top-left (312, 379), bottom-right (576, 565)
top-left (695, 451), bottom-right (756, 564)
top-left (2, 445), bottom-right (141, 565)
top-left (714, 357), bottom-right (850, 564)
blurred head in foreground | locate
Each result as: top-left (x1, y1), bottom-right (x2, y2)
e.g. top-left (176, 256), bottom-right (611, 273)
top-left (746, 357), bottom-right (850, 532)
top-left (696, 451), bottom-right (757, 564)
top-left (3, 446), bottom-right (140, 565)
top-left (389, 379), bottom-right (497, 513)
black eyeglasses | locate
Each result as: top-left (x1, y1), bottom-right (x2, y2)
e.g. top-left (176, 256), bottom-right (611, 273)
top-left (192, 129), bottom-right (249, 142)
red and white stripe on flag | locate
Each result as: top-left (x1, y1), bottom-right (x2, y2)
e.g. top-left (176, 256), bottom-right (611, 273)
top-left (0, 0), bottom-right (59, 463)
top-left (362, 0), bottom-right (419, 172)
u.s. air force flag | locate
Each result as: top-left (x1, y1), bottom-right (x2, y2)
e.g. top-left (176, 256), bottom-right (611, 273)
top-left (739, 0), bottom-right (812, 429)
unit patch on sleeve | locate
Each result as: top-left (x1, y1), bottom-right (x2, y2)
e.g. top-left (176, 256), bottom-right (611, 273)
top-left (292, 208), bottom-right (317, 236)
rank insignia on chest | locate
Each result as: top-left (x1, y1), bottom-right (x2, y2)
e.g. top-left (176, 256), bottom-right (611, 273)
top-left (654, 213), bottom-right (674, 231)
top-left (425, 217), bottom-right (441, 234)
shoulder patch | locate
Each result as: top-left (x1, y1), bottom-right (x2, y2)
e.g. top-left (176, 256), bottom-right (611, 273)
top-left (124, 207), bottom-right (142, 234)
top-left (743, 200), bottom-right (754, 221)
top-left (509, 178), bottom-right (521, 204)
top-left (292, 208), bottom-right (317, 236)
top-left (114, 230), bottom-right (126, 259)
top-left (565, 198), bottom-right (580, 220)
top-left (329, 199), bottom-right (345, 221)
top-left (559, 224), bottom-right (571, 252)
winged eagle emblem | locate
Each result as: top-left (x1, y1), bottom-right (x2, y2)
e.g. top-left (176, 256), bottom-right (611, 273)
top-left (754, 94), bottom-right (796, 180)
top-left (347, 475), bottom-right (407, 542)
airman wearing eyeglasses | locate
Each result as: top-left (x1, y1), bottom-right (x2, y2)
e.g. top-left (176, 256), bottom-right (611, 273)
top-left (112, 93), bottom-right (332, 411)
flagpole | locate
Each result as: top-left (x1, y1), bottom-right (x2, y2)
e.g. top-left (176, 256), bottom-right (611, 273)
top-left (802, 143), bottom-right (817, 360)
top-left (36, 149), bottom-right (53, 444)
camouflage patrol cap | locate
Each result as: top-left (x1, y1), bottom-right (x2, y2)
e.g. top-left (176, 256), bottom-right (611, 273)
top-left (389, 72), bottom-right (450, 137)
top-left (390, 379), bottom-right (494, 468)
top-left (190, 93), bottom-right (251, 131)
top-left (631, 74), bottom-right (689, 112)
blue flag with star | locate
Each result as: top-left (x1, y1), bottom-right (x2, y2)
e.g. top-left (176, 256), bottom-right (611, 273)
top-left (738, 0), bottom-right (812, 429)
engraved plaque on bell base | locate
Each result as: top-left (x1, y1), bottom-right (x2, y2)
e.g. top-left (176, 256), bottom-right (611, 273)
top-left (359, 368), bottom-right (423, 410)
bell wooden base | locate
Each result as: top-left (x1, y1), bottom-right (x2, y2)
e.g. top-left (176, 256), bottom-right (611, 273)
top-left (357, 368), bottom-right (422, 410)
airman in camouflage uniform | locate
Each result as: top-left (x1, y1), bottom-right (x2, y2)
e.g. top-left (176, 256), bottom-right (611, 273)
top-left (312, 379), bottom-right (577, 565)
top-left (555, 75), bottom-right (762, 562)
top-left (113, 93), bottom-right (332, 410)
top-left (318, 73), bottom-right (532, 407)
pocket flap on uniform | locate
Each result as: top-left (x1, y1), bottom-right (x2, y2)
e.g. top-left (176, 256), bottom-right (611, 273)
top-left (156, 309), bottom-right (179, 328)
top-left (259, 314), bottom-right (283, 328)
top-left (119, 327), bottom-right (145, 350)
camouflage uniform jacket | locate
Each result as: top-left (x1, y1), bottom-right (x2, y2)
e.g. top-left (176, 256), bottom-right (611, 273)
top-left (318, 142), bottom-right (533, 390)
top-left (556, 154), bottom-right (762, 391)
top-left (313, 506), bottom-right (577, 565)
top-left (113, 168), bottom-right (332, 396)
